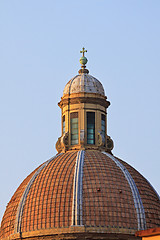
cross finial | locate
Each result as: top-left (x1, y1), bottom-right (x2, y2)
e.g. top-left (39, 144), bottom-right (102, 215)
top-left (80, 47), bottom-right (87, 57)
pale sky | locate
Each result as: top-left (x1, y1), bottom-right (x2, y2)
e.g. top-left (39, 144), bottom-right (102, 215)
top-left (0, 0), bottom-right (160, 221)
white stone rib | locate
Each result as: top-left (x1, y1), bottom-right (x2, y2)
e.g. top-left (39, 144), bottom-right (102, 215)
top-left (14, 153), bottom-right (63, 233)
top-left (71, 150), bottom-right (85, 226)
top-left (103, 152), bottom-right (146, 230)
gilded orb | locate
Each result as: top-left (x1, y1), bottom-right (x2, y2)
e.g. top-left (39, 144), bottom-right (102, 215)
top-left (79, 56), bottom-right (88, 65)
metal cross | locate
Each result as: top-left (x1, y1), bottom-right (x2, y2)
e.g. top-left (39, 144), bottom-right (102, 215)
top-left (80, 47), bottom-right (87, 57)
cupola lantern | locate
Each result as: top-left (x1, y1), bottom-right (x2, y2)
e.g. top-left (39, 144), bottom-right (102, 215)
top-left (56, 48), bottom-right (113, 153)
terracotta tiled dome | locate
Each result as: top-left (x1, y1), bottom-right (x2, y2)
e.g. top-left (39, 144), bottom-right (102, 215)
top-left (1, 50), bottom-right (160, 240)
top-left (1, 150), bottom-right (160, 240)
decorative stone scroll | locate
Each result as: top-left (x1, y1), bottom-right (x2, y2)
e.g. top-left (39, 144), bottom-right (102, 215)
top-left (106, 135), bottom-right (114, 152)
top-left (56, 132), bottom-right (69, 153)
top-left (97, 132), bottom-right (103, 147)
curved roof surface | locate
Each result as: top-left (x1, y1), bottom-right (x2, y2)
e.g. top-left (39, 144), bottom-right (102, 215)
top-left (1, 150), bottom-right (160, 239)
top-left (63, 74), bottom-right (105, 96)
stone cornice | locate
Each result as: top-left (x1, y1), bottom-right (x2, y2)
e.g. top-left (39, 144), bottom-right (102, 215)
top-left (58, 94), bottom-right (110, 109)
top-left (2, 226), bottom-right (138, 240)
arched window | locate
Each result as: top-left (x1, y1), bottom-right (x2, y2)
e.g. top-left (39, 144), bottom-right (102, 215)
top-left (87, 112), bottom-right (95, 144)
top-left (62, 115), bottom-right (65, 134)
top-left (70, 112), bottom-right (78, 145)
top-left (101, 114), bottom-right (106, 144)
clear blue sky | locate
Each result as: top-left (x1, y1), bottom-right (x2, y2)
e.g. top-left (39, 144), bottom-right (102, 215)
top-left (0, 0), bottom-right (160, 221)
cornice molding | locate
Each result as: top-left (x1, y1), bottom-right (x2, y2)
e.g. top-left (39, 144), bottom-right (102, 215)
top-left (58, 96), bottom-right (110, 109)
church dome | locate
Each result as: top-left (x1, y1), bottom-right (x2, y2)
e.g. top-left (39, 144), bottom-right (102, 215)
top-left (1, 48), bottom-right (160, 240)
top-left (63, 74), bottom-right (105, 96)
top-left (1, 150), bottom-right (160, 240)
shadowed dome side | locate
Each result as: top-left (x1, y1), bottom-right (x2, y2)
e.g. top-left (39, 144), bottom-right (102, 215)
top-left (0, 165), bottom-right (43, 239)
top-left (117, 156), bottom-right (160, 228)
top-left (1, 150), bottom-right (160, 240)
top-left (63, 74), bottom-right (105, 96)
top-left (0, 152), bottom-right (77, 239)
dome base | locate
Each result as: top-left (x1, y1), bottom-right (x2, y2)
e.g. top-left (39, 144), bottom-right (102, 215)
top-left (3, 226), bottom-right (139, 240)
